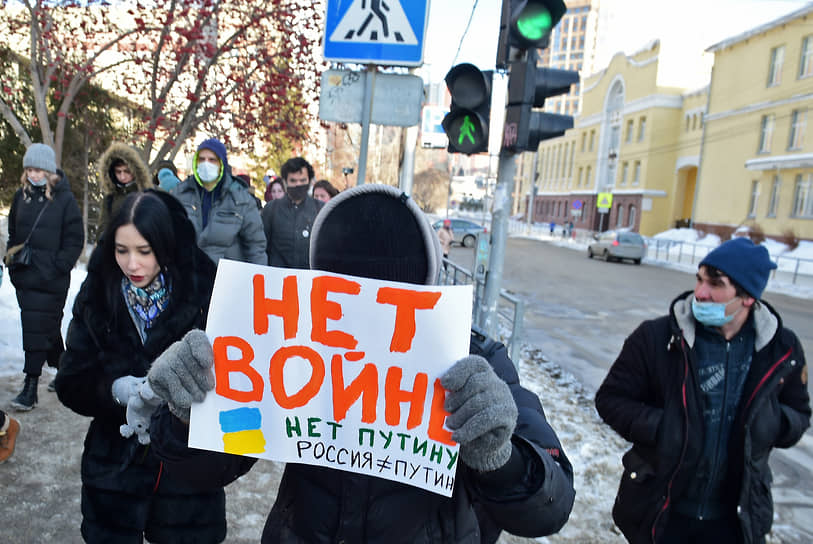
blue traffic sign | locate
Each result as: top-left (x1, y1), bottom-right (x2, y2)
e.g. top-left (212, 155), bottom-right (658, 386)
top-left (324, 0), bottom-right (430, 66)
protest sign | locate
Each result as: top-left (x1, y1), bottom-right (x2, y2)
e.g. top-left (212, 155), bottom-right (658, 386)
top-left (188, 260), bottom-right (473, 496)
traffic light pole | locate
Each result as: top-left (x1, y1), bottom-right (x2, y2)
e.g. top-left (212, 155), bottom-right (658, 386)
top-left (481, 148), bottom-right (517, 338)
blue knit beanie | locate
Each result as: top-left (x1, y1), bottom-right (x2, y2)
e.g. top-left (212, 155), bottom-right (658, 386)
top-left (197, 138), bottom-right (228, 168)
top-left (23, 143), bottom-right (57, 174)
top-left (699, 237), bottom-right (777, 299)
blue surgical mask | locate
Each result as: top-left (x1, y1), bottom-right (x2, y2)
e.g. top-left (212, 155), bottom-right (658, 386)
top-left (197, 161), bottom-right (220, 183)
top-left (28, 177), bottom-right (47, 187)
top-left (691, 297), bottom-right (740, 327)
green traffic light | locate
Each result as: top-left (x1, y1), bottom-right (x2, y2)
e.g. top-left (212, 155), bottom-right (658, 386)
top-left (459, 116), bottom-right (477, 145)
top-left (515, 4), bottom-right (552, 41)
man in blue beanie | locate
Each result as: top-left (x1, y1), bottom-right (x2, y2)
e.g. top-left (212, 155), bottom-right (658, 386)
top-left (596, 236), bottom-right (810, 544)
top-left (171, 138), bottom-right (266, 265)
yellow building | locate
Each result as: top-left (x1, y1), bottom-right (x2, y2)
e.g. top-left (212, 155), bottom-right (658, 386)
top-left (525, 40), bottom-right (705, 236)
top-left (694, 5), bottom-right (813, 242)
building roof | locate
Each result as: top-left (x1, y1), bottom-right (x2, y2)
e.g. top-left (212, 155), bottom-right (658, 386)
top-left (706, 3), bottom-right (813, 53)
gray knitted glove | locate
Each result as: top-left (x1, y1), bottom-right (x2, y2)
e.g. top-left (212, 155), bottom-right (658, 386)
top-left (147, 329), bottom-right (215, 423)
top-left (119, 381), bottom-right (162, 445)
top-left (112, 375), bottom-right (145, 406)
top-left (440, 355), bottom-right (518, 472)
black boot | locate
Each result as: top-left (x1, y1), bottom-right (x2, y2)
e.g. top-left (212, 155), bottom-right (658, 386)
top-left (11, 375), bottom-right (39, 411)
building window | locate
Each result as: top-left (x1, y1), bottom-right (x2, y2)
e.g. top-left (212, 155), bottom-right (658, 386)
top-left (801, 36), bottom-right (813, 78)
top-left (692, 114), bottom-right (698, 131)
top-left (620, 162), bottom-right (628, 185)
top-left (638, 117), bottom-right (646, 141)
top-left (793, 174), bottom-right (813, 217)
top-left (767, 175), bottom-right (781, 217)
top-left (788, 109), bottom-right (807, 150)
top-left (585, 165), bottom-right (591, 187)
top-left (768, 45), bottom-right (784, 87)
top-left (577, 167), bottom-right (583, 186)
top-left (748, 181), bottom-right (760, 218)
top-left (616, 205), bottom-right (624, 227)
top-left (589, 130), bottom-right (595, 151)
top-left (628, 205), bottom-right (636, 228)
top-left (580, 132), bottom-right (586, 152)
top-left (685, 115), bottom-right (690, 132)
top-left (625, 119), bottom-right (634, 143)
top-left (633, 161), bottom-right (641, 185)
top-left (758, 114), bottom-right (775, 153)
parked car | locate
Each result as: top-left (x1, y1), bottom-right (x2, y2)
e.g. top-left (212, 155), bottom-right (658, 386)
top-left (588, 230), bottom-right (646, 264)
top-left (432, 218), bottom-right (487, 248)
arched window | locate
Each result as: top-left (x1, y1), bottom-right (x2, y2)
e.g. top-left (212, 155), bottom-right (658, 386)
top-left (628, 205), bottom-right (637, 228)
top-left (616, 205), bottom-right (625, 227)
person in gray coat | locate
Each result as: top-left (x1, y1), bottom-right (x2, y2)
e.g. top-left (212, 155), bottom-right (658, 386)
top-left (171, 138), bottom-right (266, 265)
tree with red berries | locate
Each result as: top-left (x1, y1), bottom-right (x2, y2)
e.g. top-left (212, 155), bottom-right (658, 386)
top-left (1, 0), bottom-right (323, 169)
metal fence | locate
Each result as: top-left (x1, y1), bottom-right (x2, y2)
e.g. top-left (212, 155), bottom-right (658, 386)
top-left (644, 238), bottom-right (813, 287)
top-left (438, 259), bottom-right (525, 364)
top-left (506, 219), bottom-right (813, 287)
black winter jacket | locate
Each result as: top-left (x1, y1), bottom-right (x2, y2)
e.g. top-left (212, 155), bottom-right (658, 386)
top-left (55, 191), bottom-right (233, 543)
top-left (8, 174), bottom-right (84, 350)
top-left (595, 291), bottom-right (810, 544)
top-left (151, 329), bottom-right (575, 543)
top-left (262, 194), bottom-right (323, 268)
top-left (97, 142), bottom-right (152, 238)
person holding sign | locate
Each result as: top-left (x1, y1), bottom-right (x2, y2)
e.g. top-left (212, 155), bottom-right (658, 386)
top-left (55, 190), bottom-right (253, 543)
top-left (147, 184), bottom-right (575, 543)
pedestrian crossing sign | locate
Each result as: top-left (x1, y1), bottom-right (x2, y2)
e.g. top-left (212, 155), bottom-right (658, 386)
top-left (597, 192), bottom-right (613, 209)
top-left (324, 0), bottom-right (430, 66)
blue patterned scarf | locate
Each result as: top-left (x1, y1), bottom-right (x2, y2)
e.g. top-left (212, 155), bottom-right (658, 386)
top-left (121, 273), bottom-right (170, 330)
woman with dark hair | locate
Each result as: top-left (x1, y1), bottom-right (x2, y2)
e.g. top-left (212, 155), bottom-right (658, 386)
top-left (264, 175), bottom-right (285, 203)
top-left (55, 189), bottom-right (251, 543)
top-left (7, 143), bottom-right (84, 411)
top-left (313, 178), bottom-right (339, 202)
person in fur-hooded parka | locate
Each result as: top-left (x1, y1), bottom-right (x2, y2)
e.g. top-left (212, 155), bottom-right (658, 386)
top-left (97, 142), bottom-right (152, 239)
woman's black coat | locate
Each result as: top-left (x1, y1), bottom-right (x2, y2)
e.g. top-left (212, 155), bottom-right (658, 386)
top-left (8, 173), bottom-right (84, 351)
top-left (55, 191), bottom-right (233, 542)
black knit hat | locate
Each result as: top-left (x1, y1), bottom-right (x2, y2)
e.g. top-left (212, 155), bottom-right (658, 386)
top-left (309, 184), bottom-right (441, 285)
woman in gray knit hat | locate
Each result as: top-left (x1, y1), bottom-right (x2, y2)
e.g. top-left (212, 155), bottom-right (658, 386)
top-left (6, 143), bottom-right (84, 411)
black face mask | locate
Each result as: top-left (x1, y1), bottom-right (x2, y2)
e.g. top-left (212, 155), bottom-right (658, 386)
top-left (288, 184), bottom-right (309, 202)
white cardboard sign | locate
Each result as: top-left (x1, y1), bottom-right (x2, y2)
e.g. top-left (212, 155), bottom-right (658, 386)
top-left (188, 260), bottom-right (473, 496)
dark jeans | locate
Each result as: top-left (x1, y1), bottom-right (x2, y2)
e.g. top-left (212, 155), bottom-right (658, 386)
top-left (661, 512), bottom-right (741, 544)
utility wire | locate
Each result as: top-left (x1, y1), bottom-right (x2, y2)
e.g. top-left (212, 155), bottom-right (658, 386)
top-left (452, 0), bottom-right (480, 67)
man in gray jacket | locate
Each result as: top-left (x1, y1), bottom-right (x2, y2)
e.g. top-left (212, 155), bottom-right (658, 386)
top-left (261, 156), bottom-right (323, 269)
top-left (172, 138), bottom-right (266, 265)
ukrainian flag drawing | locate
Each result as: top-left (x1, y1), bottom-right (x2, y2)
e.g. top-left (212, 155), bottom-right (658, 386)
top-left (219, 407), bottom-right (266, 455)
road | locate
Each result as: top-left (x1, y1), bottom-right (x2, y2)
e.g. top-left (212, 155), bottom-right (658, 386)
top-left (451, 236), bottom-right (813, 542)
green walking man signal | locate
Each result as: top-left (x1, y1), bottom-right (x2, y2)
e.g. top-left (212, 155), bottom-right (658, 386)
top-left (459, 116), bottom-right (477, 145)
top-left (442, 64), bottom-right (493, 155)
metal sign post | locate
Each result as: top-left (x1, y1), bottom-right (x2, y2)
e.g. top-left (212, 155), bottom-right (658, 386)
top-left (356, 66), bottom-right (376, 185)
